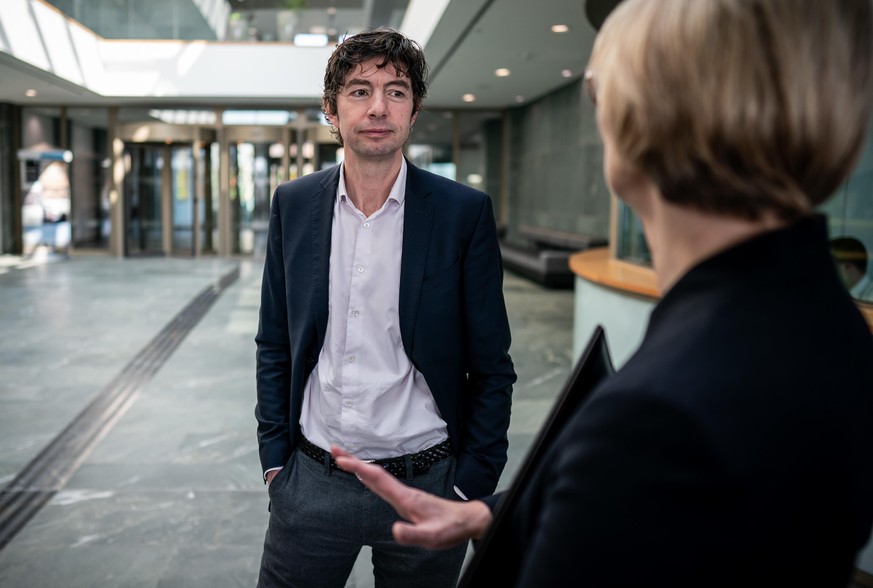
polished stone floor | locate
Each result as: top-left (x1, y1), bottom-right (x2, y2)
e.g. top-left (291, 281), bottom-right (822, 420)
top-left (0, 252), bottom-right (575, 587)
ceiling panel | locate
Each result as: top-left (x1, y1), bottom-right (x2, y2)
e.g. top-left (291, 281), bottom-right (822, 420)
top-left (0, 0), bottom-right (600, 111)
top-left (425, 0), bottom-right (597, 109)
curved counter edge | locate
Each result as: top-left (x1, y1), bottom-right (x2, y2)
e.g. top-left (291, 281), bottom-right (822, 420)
top-left (570, 247), bottom-right (873, 332)
top-left (569, 248), bottom-right (660, 300)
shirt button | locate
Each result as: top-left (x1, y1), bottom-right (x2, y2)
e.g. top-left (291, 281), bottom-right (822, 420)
top-left (357, 266), bottom-right (364, 273)
top-left (347, 355), bottom-right (355, 363)
top-left (343, 400), bottom-right (352, 408)
top-left (363, 222), bottom-right (370, 228)
top-left (352, 310), bottom-right (359, 317)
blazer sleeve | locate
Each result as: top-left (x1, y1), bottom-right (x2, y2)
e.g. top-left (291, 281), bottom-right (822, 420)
top-left (454, 195), bottom-right (517, 499)
top-left (254, 189), bottom-right (293, 475)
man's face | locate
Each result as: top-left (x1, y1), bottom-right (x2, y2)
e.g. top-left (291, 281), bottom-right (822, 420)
top-left (326, 58), bottom-right (418, 161)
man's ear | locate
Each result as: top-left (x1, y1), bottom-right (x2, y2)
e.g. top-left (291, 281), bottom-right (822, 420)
top-left (410, 110), bottom-right (419, 126)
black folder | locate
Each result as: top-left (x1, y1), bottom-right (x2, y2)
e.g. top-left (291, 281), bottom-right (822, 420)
top-left (458, 324), bottom-right (615, 587)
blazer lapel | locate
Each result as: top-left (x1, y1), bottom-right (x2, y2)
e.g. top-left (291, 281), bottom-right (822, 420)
top-left (311, 166), bottom-right (340, 351)
top-left (399, 162), bottom-right (434, 354)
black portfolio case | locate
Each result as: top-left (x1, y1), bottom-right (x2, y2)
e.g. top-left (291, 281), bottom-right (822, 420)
top-left (458, 324), bottom-right (615, 587)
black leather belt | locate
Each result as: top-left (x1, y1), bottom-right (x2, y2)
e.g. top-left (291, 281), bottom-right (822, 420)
top-left (298, 436), bottom-right (454, 479)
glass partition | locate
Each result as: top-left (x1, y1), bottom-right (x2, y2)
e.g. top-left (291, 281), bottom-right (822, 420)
top-left (45, 0), bottom-right (411, 44)
top-left (821, 119), bottom-right (873, 304)
top-left (200, 142), bottom-right (219, 254)
top-left (407, 109), bottom-right (504, 222)
top-left (613, 117), bottom-right (873, 305)
top-left (408, 110), bottom-right (456, 180)
top-left (67, 107), bottom-right (110, 249)
top-left (457, 111), bottom-right (502, 194)
top-left (171, 146), bottom-right (195, 254)
top-left (229, 141), bottom-right (280, 255)
top-left (615, 202), bottom-right (650, 265)
top-left (124, 144), bottom-right (164, 255)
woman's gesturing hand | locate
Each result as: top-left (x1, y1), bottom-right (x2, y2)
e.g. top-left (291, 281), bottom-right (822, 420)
top-left (331, 445), bottom-right (494, 550)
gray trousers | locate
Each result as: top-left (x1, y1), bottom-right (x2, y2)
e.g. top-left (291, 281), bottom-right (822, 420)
top-left (257, 448), bottom-right (468, 588)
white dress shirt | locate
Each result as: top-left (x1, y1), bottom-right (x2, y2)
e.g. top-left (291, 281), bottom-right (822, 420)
top-left (300, 159), bottom-right (449, 459)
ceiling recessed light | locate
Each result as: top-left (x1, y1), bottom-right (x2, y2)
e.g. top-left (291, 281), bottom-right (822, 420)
top-left (327, 7), bottom-right (337, 14)
top-left (462, 94), bottom-right (476, 102)
top-left (561, 69), bottom-right (573, 78)
top-left (495, 68), bottom-right (511, 77)
top-left (551, 24), bottom-right (570, 33)
top-left (25, 89), bottom-right (37, 97)
top-left (515, 95), bottom-right (525, 103)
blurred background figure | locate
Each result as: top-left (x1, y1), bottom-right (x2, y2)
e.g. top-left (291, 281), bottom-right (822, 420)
top-left (831, 236), bottom-right (873, 302)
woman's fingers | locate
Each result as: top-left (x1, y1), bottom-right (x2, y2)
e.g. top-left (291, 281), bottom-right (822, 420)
top-left (332, 446), bottom-right (413, 510)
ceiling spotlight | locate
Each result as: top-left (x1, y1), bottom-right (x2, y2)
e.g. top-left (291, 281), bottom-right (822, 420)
top-left (551, 24), bottom-right (570, 33)
top-left (495, 68), bottom-right (511, 77)
top-left (515, 95), bottom-right (525, 103)
top-left (561, 69), bottom-right (573, 78)
top-left (25, 89), bottom-right (37, 97)
top-left (462, 94), bottom-right (476, 102)
top-left (327, 7), bottom-right (337, 14)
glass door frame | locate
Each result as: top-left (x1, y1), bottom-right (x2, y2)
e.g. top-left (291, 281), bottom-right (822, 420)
top-left (116, 110), bottom-right (332, 257)
top-left (123, 142), bottom-right (166, 256)
top-left (170, 144), bottom-right (195, 256)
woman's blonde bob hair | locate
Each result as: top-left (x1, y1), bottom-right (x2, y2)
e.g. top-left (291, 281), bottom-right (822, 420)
top-left (588, 0), bottom-right (873, 220)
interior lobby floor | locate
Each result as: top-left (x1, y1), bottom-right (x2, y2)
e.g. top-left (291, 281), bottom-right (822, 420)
top-left (0, 252), bottom-right (576, 587)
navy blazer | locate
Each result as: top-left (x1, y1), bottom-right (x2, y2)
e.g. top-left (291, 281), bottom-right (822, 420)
top-left (473, 216), bottom-right (873, 586)
top-left (255, 160), bottom-right (516, 499)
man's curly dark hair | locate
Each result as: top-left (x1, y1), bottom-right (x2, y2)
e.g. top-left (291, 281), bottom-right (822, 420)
top-left (322, 27), bottom-right (428, 146)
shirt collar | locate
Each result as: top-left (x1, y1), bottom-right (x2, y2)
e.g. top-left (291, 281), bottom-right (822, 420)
top-left (337, 157), bottom-right (408, 207)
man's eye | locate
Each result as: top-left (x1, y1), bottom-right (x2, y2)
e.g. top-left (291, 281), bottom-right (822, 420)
top-left (388, 91), bottom-right (406, 98)
top-left (351, 89), bottom-right (368, 97)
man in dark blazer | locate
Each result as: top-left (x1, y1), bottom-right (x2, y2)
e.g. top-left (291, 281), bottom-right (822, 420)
top-left (254, 28), bottom-right (516, 588)
top-left (332, 1), bottom-right (873, 586)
